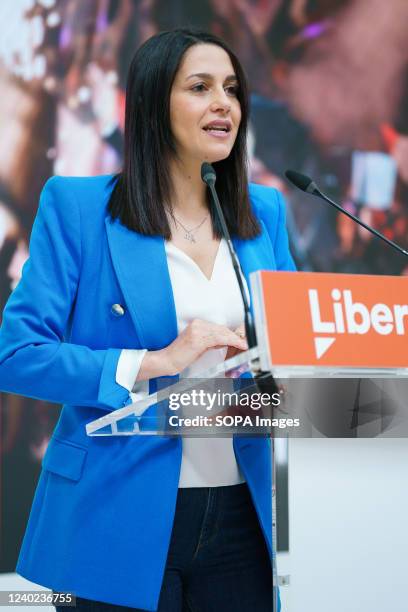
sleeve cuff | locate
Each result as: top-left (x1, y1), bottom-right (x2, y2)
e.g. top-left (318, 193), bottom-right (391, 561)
top-left (98, 347), bottom-right (132, 409)
top-left (116, 348), bottom-right (148, 392)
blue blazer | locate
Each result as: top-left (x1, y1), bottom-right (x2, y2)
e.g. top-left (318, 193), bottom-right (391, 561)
top-left (0, 175), bottom-right (295, 611)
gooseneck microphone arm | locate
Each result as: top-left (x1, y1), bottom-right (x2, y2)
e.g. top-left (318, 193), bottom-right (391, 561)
top-left (202, 163), bottom-right (280, 612)
top-left (201, 163), bottom-right (258, 349)
top-left (285, 169), bottom-right (408, 258)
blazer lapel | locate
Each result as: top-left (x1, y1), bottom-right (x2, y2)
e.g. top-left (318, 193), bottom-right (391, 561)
top-left (105, 215), bottom-right (178, 350)
top-left (105, 208), bottom-right (275, 349)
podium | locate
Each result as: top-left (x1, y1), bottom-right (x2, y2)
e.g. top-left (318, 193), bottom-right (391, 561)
top-left (86, 271), bottom-right (408, 611)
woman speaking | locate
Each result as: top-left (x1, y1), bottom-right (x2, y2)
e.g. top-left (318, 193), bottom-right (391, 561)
top-left (0, 29), bottom-right (294, 612)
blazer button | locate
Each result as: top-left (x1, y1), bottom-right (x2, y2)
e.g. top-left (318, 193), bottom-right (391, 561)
top-left (111, 303), bottom-right (125, 317)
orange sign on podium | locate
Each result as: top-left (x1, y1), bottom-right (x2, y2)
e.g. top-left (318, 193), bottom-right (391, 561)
top-left (252, 271), bottom-right (408, 368)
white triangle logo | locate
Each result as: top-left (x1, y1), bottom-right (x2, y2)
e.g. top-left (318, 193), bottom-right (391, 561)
top-left (314, 337), bottom-right (335, 359)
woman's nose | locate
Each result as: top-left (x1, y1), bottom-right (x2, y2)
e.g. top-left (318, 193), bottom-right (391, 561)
top-left (210, 89), bottom-right (231, 113)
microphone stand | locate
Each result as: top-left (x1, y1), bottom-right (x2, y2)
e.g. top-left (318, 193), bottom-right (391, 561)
top-left (314, 187), bottom-right (408, 258)
top-left (201, 163), bottom-right (280, 612)
top-left (285, 169), bottom-right (408, 258)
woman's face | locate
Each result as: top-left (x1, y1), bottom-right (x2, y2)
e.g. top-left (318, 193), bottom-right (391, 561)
top-left (169, 43), bottom-right (242, 166)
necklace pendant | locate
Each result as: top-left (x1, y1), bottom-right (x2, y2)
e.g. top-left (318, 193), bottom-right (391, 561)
top-left (185, 232), bottom-right (195, 243)
top-left (175, 212), bottom-right (208, 243)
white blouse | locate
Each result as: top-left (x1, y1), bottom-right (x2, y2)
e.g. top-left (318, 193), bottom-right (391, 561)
top-left (116, 238), bottom-right (249, 487)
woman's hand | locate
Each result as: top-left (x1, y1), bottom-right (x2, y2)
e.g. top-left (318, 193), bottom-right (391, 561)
top-left (137, 319), bottom-right (248, 380)
top-left (225, 323), bottom-right (247, 361)
top-left (165, 319), bottom-right (248, 375)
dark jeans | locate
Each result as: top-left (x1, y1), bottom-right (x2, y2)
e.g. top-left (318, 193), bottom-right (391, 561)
top-left (56, 482), bottom-right (273, 611)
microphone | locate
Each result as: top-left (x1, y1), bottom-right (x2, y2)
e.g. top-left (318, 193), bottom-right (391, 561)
top-left (285, 169), bottom-right (408, 257)
top-left (202, 164), bottom-right (280, 612)
top-left (200, 162), bottom-right (257, 349)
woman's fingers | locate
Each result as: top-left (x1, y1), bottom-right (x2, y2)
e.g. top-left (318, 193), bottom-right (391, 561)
top-left (224, 326), bottom-right (248, 361)
top-left (233, 323), bottom-right (246, 341)
top-left (164, 319), bottom-right (248, 375)
top-left (201, 324), bottom-right (248, 351)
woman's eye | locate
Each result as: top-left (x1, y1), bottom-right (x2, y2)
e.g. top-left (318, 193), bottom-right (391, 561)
top-left (191, 83), bottom-right (206, 92)
top-left (190, 83), bottom-right (239, 96)
top-left (225, 85), bottom-right (239, 96)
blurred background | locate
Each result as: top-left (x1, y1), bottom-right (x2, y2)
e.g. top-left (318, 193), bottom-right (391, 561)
top-left (1, 0), bottom-right (408, 587)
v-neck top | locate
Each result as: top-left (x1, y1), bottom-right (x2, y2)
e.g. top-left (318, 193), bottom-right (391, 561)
top-left (116, 237), bottom-right (249, 487)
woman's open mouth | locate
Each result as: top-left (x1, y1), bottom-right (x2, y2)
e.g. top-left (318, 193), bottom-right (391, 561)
top-left (202, 120), bottom-right (232, 139)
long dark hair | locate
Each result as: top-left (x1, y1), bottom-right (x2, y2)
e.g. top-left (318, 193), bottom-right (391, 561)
top-left (108, 28), bottom-right (260, 239)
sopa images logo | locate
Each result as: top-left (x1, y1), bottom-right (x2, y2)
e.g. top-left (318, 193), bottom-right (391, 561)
top-left (308, 288), bottom-right (408, 359)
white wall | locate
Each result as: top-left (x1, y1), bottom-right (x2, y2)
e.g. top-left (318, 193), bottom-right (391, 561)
top-left (277, 438), bottom-right (408, 612)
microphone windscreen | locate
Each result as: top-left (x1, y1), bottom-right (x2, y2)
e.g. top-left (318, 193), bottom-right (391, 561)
top-left (201, 162), bottom-right (216, 185)
top-left (285, 169), bottom-right (313, 192)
